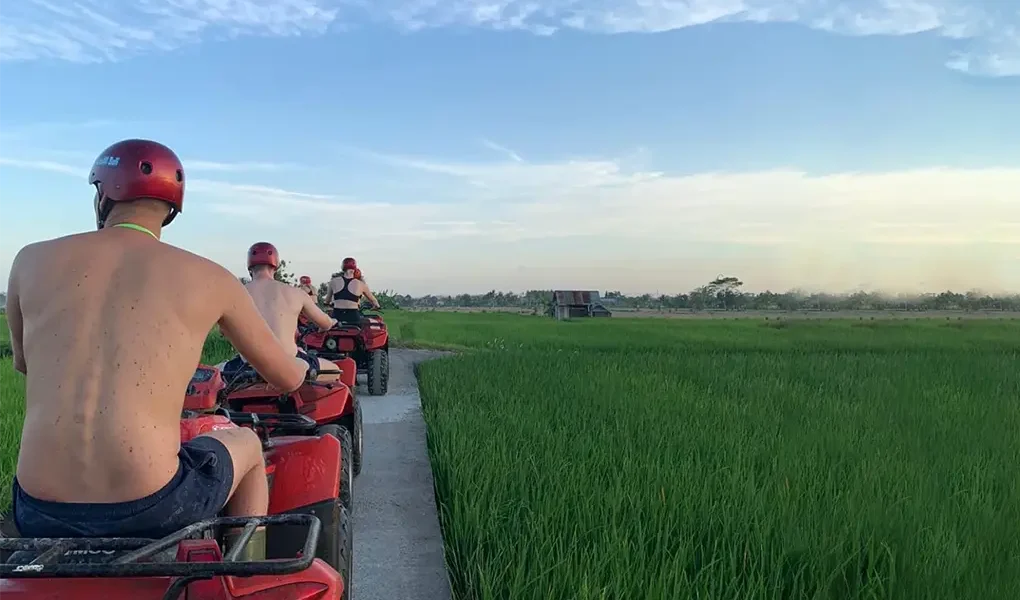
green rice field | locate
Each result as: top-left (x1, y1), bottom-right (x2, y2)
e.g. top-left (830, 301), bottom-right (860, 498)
top-left (2, 312), bottom-right (1019, 599)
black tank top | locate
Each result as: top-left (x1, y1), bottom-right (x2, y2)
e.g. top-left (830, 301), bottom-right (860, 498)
top-left (332, 276), bottom-right (360, 303)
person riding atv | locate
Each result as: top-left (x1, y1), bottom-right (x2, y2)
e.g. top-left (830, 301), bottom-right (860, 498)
top-left (3, 138), bottom-right (308, 561)
top-left (325, 257), bottom-right (380, 324)
top-left (224, 243), bottom-right (340, 385)
top-left (298, 274), bottom-right (315, 296)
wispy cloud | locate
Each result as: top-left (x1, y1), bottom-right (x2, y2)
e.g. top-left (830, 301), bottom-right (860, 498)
top-left (0, 1), bottom-right (1015, 76)
top-left (371, 0), bottom-right (1020, 76)
top-left (3, 147), bottom-right (1019, 292)
top-left (0, 119), bottom-right (124, 142)
top-left (343, 145), bottom-right (664, 197)
top-left (185, 160), bottom-right (303, 172)
top-left (480, 139), bottom-right (524, 162)
top-left (329, 146), bottom-right (1020, 247)
top-left (0, 157), bottom-right (79, 176)
top-left (0, 0), bottom-right (341, 63)
top-left (0, 155), bottom-right (299, 176)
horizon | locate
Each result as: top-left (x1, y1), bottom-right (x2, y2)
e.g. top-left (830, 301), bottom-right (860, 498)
top-left (1, 1), bottom-right (1018, 295)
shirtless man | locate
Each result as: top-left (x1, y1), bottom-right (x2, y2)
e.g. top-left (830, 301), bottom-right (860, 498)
top-left (5, 139), bottom-right (307, 553)
top-left (296, 275), bottom-right (316, 328)
top-left (298, 275), bottom-right (315, 297)
top-left (225, 243), bottom-right (340, 384)
top-left (325, 257), bottom-right (381, 324)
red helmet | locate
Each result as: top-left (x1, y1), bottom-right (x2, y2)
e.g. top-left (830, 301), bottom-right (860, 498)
top-left (299, 275), bottom-right (312, 285)
top-left (89, 139), bottom-right (185, 229)
top-left (342, 257), bottom-right (357, 272)
top-left (247, 242), bottom-right (280, 271)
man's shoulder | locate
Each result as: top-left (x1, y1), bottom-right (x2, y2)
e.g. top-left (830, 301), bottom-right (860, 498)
top-left (282, 281), bottom-right (309, 300)
top-left (10, 232), bottom-right (90, 272)
top-left (161, 244), bottom-right (236, 282)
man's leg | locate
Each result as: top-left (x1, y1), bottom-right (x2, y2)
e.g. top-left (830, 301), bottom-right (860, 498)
top-left (194, 427), bottom-right (269, 560)
top-left (197, 427), bottom-right (268, 517)
top-left (316, 357), bottom-right (342, 384)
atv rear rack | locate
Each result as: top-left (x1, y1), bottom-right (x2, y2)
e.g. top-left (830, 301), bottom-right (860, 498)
top-left (1, 513), bottom-right (321, 599)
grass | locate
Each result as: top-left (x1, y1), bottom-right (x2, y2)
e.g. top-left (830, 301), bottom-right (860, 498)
top-left (1, 312), bottom-right (1019, 599)
top-left (404, 313), bottom-right (1020, 599)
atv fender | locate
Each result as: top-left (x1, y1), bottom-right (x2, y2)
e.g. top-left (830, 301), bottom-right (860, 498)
top-left (294, 384), bottom-right (353, 422)
top-left (265, 435), bottom-right (342, 514)
top-left (333, 357), bottom-right (357, 390)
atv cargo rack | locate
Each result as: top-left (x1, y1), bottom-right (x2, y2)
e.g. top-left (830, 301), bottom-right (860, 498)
top-left (0, 513), bottom-right (321, 600)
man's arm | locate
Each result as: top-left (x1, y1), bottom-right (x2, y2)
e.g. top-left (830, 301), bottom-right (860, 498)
top-left (216, 269), bottom-right (306, 392)
top-left (6, 251), bottom-right (26, 374)
top-left (300, 291), bottom-right (337, 331)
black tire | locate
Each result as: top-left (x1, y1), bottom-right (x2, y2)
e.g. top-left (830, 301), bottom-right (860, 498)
top-left (314, 500), bottom-right (353, 600)
top-left (337, 504), bottom-right (353, 600)
top-left (367, 349), bottom-right (388, 396)
top-left (341, 399), bottom-right (364, 477)
top-left (338, 506), bottom-right (354, 600)
top-left (317, 424), bottom-right (354, 515)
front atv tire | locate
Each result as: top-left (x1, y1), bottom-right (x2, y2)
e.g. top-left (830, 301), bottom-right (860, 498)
top-left (341, 400), bottom-right (364, 477)
top-left (317, 424), bottom-right (354, 514)
top-left (367, 349), bottom-right (388, 396)
top-left (335, 504), bottom-right (354, 600)
top-left (312, 499), bottom-right (353, 600)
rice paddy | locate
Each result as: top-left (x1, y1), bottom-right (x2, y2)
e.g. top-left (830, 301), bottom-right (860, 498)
top-left (1, 312), bottom-right (1018, 599)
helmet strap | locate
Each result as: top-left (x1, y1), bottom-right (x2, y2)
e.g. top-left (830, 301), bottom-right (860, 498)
top-left (94, 189), bottom-right (114, 230)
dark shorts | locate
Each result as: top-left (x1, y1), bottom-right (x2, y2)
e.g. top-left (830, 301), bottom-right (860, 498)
top-left (331, 308), bottom-right (364, 325)
top-left (12, 436), bottom-right (234, 540)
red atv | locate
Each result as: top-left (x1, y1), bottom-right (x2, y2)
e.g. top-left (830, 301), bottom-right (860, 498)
top-left (198, 358), bottom-right (363, 497)
top-left (299, 310), bottom-right (389, 396)
top-left (1, 377), bottom-right (352, 600)
top-left (1, 513), bottom-right (341, 600)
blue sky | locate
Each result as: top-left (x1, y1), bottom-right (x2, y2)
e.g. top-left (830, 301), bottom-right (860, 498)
top-left (1, 1), bottom-right (1018, 295)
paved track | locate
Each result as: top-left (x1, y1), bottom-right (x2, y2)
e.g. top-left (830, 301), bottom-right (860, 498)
top-left (351, 349), bottom-right (453, 600)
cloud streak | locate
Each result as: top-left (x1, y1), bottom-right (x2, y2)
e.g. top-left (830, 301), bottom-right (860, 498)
top-left (0, 156), bottom-right (299, 177)
top-left (2, 148), bottom-right (1018, 292)
top-left (0, 0), bottom-right (340, 63)
top-left (0, 1), bottom-right (1016, 75)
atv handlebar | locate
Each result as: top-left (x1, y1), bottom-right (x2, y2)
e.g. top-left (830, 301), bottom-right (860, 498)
top-left (218, 409), bottom-right (318, 430)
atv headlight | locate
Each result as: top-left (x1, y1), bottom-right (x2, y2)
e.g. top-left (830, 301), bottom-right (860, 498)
top-left (326, 338), bottom-right (338, 350)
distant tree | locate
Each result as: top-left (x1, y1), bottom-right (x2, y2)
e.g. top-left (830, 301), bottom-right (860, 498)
top-left (709, 275), bottom-right (744, 310)
top-left (373, 291), bottom-right (402, 310)
top-left (274, 260), bottom-right (296, 285)
top-left (317, 282), bottom-right (330, 309)
top-left (238, 276), bottom-right (251, 285)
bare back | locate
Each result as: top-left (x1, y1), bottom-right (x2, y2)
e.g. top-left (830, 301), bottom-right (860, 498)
top-left (328, 275), bottom-right (366, 310)
top-left (9, 228), bottom-right (305, 504)
top-left (243, 279), bottom-right (337, 381)
top-left (244, 280), bottom-right (312, 356)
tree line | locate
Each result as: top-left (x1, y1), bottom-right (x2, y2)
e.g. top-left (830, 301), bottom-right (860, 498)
top-left (226, 271), bottom-right (1020, 313)
top-left (387, 276), bottom-right (1020, 312)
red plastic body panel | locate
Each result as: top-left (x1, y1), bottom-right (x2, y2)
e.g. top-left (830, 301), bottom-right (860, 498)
top-left (177, 418), bottom-right (339, 511)
top-left (226, 380), bottom-right (353, 424)
top-left (184, 364), bottom-right (225, 411)
top-left (334, 357), bottom-right (357, 389)
top-left (302, 321), bottom-right (388, 358)
top-left (265, 435), bottom-right (341, 513)
top-left (180, 414), bottom-right (236, 442)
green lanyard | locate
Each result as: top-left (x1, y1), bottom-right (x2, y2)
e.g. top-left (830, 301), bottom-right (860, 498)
top-left (112, 223), bottom-right (158, 240)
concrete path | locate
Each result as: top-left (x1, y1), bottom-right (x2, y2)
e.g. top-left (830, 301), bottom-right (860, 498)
top-left (351, 349), bottom-right (453, 600)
